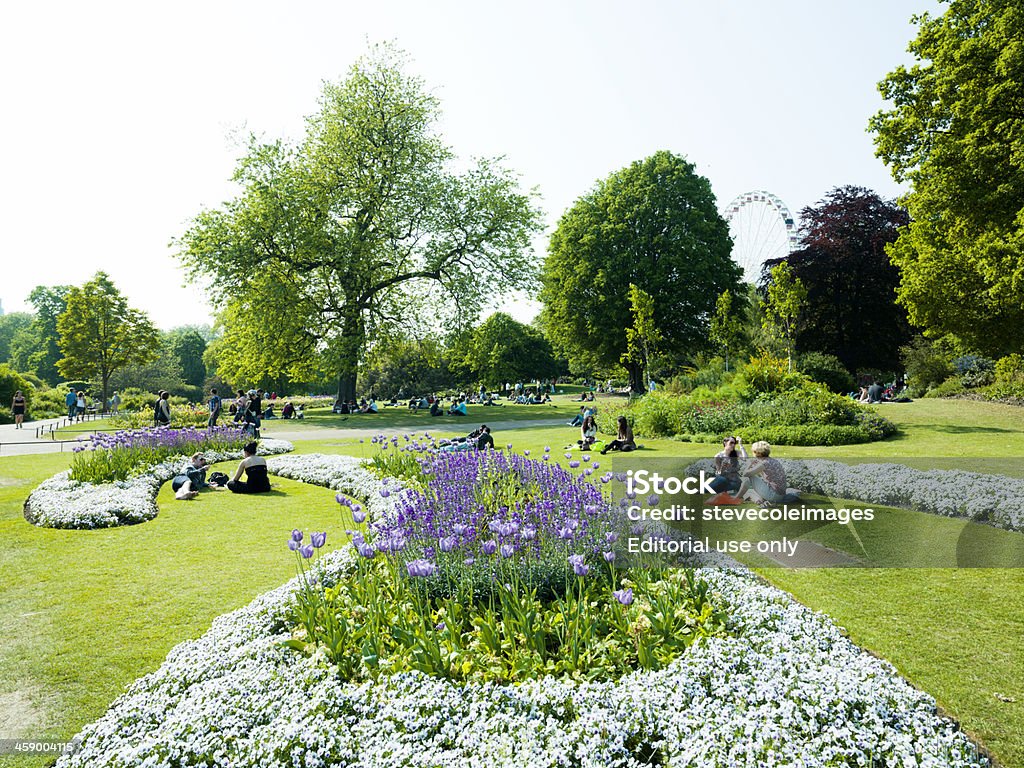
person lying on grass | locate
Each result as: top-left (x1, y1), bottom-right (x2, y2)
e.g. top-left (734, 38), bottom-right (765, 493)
top-left (173, 453), bottom-right (226, 500)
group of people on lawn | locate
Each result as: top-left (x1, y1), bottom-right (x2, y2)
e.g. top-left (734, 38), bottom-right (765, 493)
top-left (172, 441), bottom-right (270, 500)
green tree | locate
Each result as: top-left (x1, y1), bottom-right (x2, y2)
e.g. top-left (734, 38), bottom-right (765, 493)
top-left (869, 0), bottom-right (1024, 355)
top-left (619, 284), bottom-right (661, 392)
top-left (708, 290), bottom-right (747, 372)
top-left (464, 312), bottom-right (559, 389)
top-left (166, 328), bottom-right (208, 388)
top-left (56, 272), bottom-right (160, 408)
top-left (540, 151), bottom-right (740, 387)
top-left (761, 262), bottom-right (807, 371)
top-left (176, 44), bottom-right (542, 403)
top-left (0, 312), bottom-right (33, 365)
top-left (109, 331), bottom-right (189, 399)
top-left (359, 337), bottom-right (453, 397)
top-left (764, 187), bottom-right (911, 372)
top-left (9, 286), bottom-right (71, 384)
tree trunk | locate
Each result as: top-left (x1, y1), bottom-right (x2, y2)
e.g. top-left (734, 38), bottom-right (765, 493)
top-left (335, 309), bottom-right (365, 404)
top-left (627, 363), bottom-right (644, 394)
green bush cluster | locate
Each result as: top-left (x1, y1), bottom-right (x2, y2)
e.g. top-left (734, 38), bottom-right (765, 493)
top-left (797, 352), bottom-right (855, 394)
top-left (594, 356), bottom-right (896, 446)
top-left (0, 364), bottom-right (35, 424)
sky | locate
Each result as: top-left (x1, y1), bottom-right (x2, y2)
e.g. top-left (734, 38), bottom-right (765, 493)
top-left (0, 0), bottom-right (940, 328)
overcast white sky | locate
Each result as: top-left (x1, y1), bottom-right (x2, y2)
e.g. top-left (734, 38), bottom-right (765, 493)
top-left (0, 1), bottom-right (938, 328)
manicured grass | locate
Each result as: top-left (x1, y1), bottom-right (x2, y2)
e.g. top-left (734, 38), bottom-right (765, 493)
top-left (2, 399), bottom-right (1024, 766)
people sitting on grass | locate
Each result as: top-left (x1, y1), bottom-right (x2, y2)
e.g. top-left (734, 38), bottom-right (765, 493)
top-left (227, 441), bottom-right (271, 494)
top-left (430, 400), bottom-right (443, 417)
top-left (441, 424), bottom-right (494, 451)
top-left (448, 399), bottom-right (468, 416)
top-left (294, 404), bottom-right (304, 419)
top-left (578, 414), bottom-right (597, 449)
top-left (360, 398), bottom-right (379, 414)
top-left (281, 401), bottom-right (295, 419)
top-left (262, 403), bottom-right (276, 420)
top-left (568, 406), bottom-right (585, 427)
top-left (173, 453), bottom-right (223, 500)
top-left (709, 436), bottom-right (747, 494)
top-left (600, 416), bottom-right (636, 454)
top-left (735, 441), bottom-right (787, 504)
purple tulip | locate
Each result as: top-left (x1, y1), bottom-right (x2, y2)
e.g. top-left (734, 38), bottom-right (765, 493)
top-left (481, 540), bottom-right (498, 556)
top-left (291, 529), bottom-right (304, 542)
top-left (452, 523), bottom-right (469, 537)
top-left (520, 526), bottom-right (536, 542)
top-left (613, 588), bottom-right (634, 606)
top-left (544, 446), bottom-right (550, 452)
top-left (439, 535), bottom-right (458, 553)
top-left (557, 526), bottom-right (574, 541)
top-left (603, 551), bottom-right (616, 562)
top-left (380, 488), bottom-right (391, 498)
top-left (606, 532), bottom-right (619, 544)
top-left (506, 443), bottom-right (513, 450)
top-left (564, 453), bottom-right (572, 460)
top-left (464, 557), bottom-right (476, 566)
top-left (568, 554), bottom-right (589, 576)
top-left (311, 531), bottom-right (327, 549)
top-left (569, 460), bottom-right (580, 469)
top-left (356, 542), bottom-right (376, 559)
top-left (299, 544), bottom-right (314, 559)
top-left (334, 494), bottom-right (349, 507)
top-left (406, 559), bottom-right (435, 578)
top-left (524, 449), bottom-right (531, 456)
top-left (488, 520), bottom-right (502, 533)
top-left (352, 508), bottom-right (367, 524)
top-left (647, 494), bottom-right (660, 506)
top-left (500, 544), bottom-right (515, 558)
top-left (287, 539), bottom-right (300, 551)
top-left (581, 455), bottom-right (591, 462)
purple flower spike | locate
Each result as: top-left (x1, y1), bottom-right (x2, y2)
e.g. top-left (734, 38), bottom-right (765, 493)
top-left (613, 588), bottom-right (634, 606)
top-left (299, 544), bottom-right (315, 559)
top-left (291, 529), bottom-right (304, 542)
top-left (311, 532), bottom-right (327, 548)
top-left (406, 559), bottom-right (435, 578)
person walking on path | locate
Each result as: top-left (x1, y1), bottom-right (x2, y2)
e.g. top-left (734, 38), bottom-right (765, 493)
top-left (207, 388), bottom-right (222, 428)
top-left (65, 387), bottom-right (77, 420)
top-left (11, 391), bottom-right (26, 429)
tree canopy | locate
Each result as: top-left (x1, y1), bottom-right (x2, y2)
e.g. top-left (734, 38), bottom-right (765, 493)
top-left (763, 186), bottom-right (911, 372)
top-left (540, 151), bottom-right (741, 388)
top-left (56, 272), bottom-right (160, 406)
top-left (176, 44), bottom-right (543, 400)
top-left (869, 0), bottom-right (1024, 355)
top-left (9, 286), bottom-right (70, 385)
top-left (462, 312), bottom-right (560, 389)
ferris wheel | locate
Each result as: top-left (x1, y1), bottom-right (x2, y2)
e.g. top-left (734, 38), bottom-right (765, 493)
top-left (722, 190), bottom-right (800, 284)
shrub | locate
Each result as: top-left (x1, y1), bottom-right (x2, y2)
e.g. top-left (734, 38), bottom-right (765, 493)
top-left (900, 337), bottom-right (953, 394)
top-left (736, 354), bottom-right (809, 398)
top-left (797, 352), bottom-right (855, 394)
top-left (924, 377), bottom-right (966, 399)
top-left (0, 364), bottom-right (35, 424)
top-left (677, 424), bottom-right (873, 446)
top-left (952, 355), bottom-right (995, 388)
top-left (990, 354), bottom-right (1024, 399)
top-left (664, 357), bottom-right (730, 393)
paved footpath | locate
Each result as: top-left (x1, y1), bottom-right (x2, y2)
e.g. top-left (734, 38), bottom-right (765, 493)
top-left (0, 416), bottom-right (570, 458)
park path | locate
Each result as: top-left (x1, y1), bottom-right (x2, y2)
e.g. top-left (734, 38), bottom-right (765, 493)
top-left (0, 416), bottom-right (570, 457)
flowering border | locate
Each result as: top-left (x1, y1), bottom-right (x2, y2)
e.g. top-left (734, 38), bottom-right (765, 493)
top-left (24, 439), bottom-right (294, 530)
top-left (54, 545), bottom-right (986, 767)
top-left (688, 457), bottom-right (1024, 531)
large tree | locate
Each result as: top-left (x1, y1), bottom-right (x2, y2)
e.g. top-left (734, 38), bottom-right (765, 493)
top-left (869, 0), bottom-right (1024, 355)
top-left (9, 286), bottom-right (71, 384)
top-left (540, 151), bottom-right (741, 391)
top-left (166, 328), bottom-right (208, 389)
top-left (763, 186), bottom-right (912, 372)
top-left (176, 45), bottom-right (542, 402)
top-left (56, 272), bottom-right (160, 407)
top-left (0, 312), bottom-right (33, 366)
top-left (463, 312), bottom-right (560, 389)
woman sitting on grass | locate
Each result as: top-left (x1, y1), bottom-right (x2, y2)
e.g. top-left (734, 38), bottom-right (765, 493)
top-left (578, 414), bottom-right (597, 449)
top-left (600, 416), bottom-right (636, 454)
top-left (227, 441), bottom-right (271, 494)
top-left (735, 441), bottom-right (786, 504)
top-left (709, 436), bottom-right (746, 493)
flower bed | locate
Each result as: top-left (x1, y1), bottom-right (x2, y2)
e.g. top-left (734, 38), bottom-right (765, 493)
top-left (55, 549), bottom-right (986, 767)
top-left (24, 439), bottom-right (293, 529)
top-left (688, 457), bottom-right (1024, 532)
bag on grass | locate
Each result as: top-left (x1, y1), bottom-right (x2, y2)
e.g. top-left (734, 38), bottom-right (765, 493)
top-left (208, 472), bottom-right (229, 487)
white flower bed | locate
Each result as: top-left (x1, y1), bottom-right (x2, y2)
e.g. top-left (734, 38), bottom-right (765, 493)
top-left (688, 457), bottom-right (1024, 531)
top-left (24, 439), bottom-right (293, 530)
top-left (267, 453), bottom-right (405, 524)
top-left (55, 547), bottom-right (985, 767)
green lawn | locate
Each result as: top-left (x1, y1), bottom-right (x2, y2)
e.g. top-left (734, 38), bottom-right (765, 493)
top-left (1, 398), bottom-right (1023, 766)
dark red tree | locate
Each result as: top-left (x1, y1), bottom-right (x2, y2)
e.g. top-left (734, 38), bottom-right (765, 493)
top-left (763, 186), bottom-right (912, 373)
